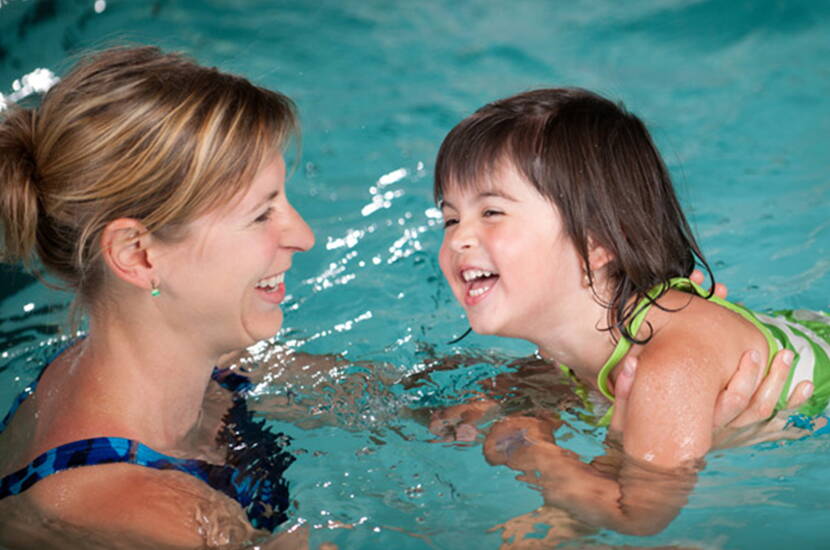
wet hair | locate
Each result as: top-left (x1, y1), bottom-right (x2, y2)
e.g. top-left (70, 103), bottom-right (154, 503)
top-left (0, 45), bottom-right (298, 307)
top-left (434, 87), bottom-right (712, 344)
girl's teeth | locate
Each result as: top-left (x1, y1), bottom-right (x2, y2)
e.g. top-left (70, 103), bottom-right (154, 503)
top-left (469, 286), bottom-right (490, 297)
top-left (462, 269), bottom-right (494, 282)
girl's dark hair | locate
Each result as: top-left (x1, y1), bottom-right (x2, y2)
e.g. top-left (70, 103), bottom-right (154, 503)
top-left (434, 87), bottom-right (712, 343)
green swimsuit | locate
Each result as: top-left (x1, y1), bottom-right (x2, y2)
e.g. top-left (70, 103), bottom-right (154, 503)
top-left (591, 277), bottom-right (830, 425)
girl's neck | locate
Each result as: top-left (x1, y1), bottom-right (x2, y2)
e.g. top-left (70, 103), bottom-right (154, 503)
top-left (530, 283), bottom-right (621, 389)
top-left (535, 322), bottom-right (618, 387)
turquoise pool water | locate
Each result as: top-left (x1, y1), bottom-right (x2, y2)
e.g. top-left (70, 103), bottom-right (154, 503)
top-left (1, 1), bottom-right (829, 548)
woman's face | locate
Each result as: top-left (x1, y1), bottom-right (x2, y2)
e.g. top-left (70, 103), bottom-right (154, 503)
top-left (154, 154), bottom-right (314, 354)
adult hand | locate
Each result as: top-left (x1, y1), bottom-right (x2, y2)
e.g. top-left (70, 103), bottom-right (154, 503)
top-left (686, 269), bottom-right (817, 444)
top-left (610, 348), bottom-right (817, 447)
top-left (709, 348), bottom-right (820, 448)
top-left (689, 269), bottom-right (727, 299)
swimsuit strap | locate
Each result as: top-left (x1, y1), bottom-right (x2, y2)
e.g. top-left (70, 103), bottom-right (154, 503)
top-left (211, 366), bottom-right (255, 394)
top-left (0, 434), bottom-right (291, 531)
top-left (595, 277), bottom-right (780, 403)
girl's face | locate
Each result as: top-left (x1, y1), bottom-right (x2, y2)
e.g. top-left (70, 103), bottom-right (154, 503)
top-left (438, 163), bottom-right (586, 341)
top-left (155, 154), bottom-right (314, 354)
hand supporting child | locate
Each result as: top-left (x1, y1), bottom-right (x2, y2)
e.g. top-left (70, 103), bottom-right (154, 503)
top-left (610, 348), bottom-right (818, 449)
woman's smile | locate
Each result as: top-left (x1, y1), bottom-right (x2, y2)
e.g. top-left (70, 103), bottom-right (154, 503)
top-left (155, 154), bottom-right (314, 351)
top-left (254, 272), bottom-right (287, 305)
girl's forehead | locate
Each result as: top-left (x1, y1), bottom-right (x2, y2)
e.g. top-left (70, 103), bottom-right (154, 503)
top-left (440, 163), bottom-right (539, 205)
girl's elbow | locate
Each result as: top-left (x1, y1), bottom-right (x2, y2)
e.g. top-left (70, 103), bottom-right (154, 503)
top-left (613, 512), bottom-right (675, 537)
top-left (617, 521), bottom-right (668, 537)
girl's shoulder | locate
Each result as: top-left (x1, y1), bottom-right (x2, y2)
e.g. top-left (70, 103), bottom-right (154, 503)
top-left (640, 289), bottom-right (768, 381)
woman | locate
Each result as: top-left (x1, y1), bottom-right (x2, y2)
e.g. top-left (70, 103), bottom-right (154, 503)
top-left (0, 46), bottom-right (810, 549)
top-left (0, 46), bottom-right (312, 549)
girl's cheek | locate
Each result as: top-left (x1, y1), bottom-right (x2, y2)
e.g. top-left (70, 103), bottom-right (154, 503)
top-left (438, 251), bottom-right (452, 281)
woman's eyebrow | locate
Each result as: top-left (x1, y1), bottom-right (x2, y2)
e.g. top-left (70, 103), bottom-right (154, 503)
top-left (247, 189), bottom-right (280, 215)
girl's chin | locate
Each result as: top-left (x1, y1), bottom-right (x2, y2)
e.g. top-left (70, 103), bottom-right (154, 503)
top-left (469, 317), bottom-right (531, 341)
top-left (467, 317), bottom-right (502, 337)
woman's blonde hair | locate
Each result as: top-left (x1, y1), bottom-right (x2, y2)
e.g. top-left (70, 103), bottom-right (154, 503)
top-left (0, 46), bottom-right (298, 305)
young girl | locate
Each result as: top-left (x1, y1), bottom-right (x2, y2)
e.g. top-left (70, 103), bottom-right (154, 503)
top-left (434, 87), bottom-right (828, 538)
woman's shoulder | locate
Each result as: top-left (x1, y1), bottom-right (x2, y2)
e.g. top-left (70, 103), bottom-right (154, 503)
top-left (7, 461), bottom-right (256, 549)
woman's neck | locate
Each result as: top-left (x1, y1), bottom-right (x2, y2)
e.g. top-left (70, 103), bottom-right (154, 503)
top-left (68, 307), bottom-right (223, 448)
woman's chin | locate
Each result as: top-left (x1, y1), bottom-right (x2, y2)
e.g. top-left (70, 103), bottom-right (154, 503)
top-left (242, 312), bottom-right (284, 346)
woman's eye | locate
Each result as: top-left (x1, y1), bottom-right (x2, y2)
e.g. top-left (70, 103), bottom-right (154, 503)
top-left (442, 217), bottom-right (459, 228)
top-left (483, 209), bottom-right (502, 218)
top-left (254, 207), bottom-right (274, 224)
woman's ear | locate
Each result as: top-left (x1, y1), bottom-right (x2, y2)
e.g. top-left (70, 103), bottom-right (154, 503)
top-left (99, 218), bottom-right (156, 291)
top-left (587, 236), bottom-right (614, 273)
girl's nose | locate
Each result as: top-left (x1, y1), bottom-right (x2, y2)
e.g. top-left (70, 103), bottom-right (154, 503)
top-left (449, 221), bottom-right (477, 253)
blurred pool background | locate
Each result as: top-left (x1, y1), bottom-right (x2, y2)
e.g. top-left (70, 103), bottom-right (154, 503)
top-left (1, 1), bottom-right (829, 548)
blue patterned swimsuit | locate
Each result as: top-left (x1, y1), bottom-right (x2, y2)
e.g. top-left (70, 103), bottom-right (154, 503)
top-left (0, 359), bottom-right (295, 532)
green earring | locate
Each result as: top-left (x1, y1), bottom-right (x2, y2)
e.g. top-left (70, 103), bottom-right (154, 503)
top-left (150, 281), bottom-right (161, 297)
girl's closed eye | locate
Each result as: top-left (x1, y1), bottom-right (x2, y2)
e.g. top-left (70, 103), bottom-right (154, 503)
top-left (483, 208), bottom-right (503, 218)
top-left (442, 216), bottom-right (459, 229)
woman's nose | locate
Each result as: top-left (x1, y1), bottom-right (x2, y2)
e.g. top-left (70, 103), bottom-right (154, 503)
top-left (283, 203), bottom-right (315, 252)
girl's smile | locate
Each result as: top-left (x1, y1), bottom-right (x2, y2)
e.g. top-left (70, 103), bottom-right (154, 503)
top-left (460, 266), bottom-right (500, 305)
top-left (438, 163), bottom-right (588, 343)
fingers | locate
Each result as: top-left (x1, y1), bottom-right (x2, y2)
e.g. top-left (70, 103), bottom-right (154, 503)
top-left (712, 349), bottom-right (821, 449)
top-left (713, 349), bottom-right (762, 428)
top-left (609, 356), bottom-right (637, 433)
top-left (454, 423), bottom-right (479, 441)
top-left (689, 269), bottom-right (728, 299)
top-left (727, 349), bottom-right (794, 429)
top-left (786, 380), bottom-right (814, 410)
top-left (428, 418), bottom-right (479, 443)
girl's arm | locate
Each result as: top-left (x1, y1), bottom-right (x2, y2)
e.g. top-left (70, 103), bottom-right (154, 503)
top-left (484, 414), bottom-right (697, 537)
top-left (482, 344), bottom-right (805, 536)
top-left (613, 348), bottom-right (816, 447)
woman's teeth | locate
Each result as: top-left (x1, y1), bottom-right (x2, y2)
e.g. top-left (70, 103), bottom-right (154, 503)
top-left (469, 286), bottom-right (489, 296)
top-left (255, 273), bottom-right (285, 290)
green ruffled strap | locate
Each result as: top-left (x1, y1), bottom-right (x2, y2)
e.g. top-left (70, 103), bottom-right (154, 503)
top-left (593, 277), bottom-right (780, 424)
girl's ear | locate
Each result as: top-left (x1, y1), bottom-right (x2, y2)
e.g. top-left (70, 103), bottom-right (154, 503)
top-left (587, 236), bottom-right (614, 272)
top-left (99, 218), bottom-right (156, 291)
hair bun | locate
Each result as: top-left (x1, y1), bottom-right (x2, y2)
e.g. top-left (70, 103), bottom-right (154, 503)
top-left (0, 106), bottom-right (41, 266)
